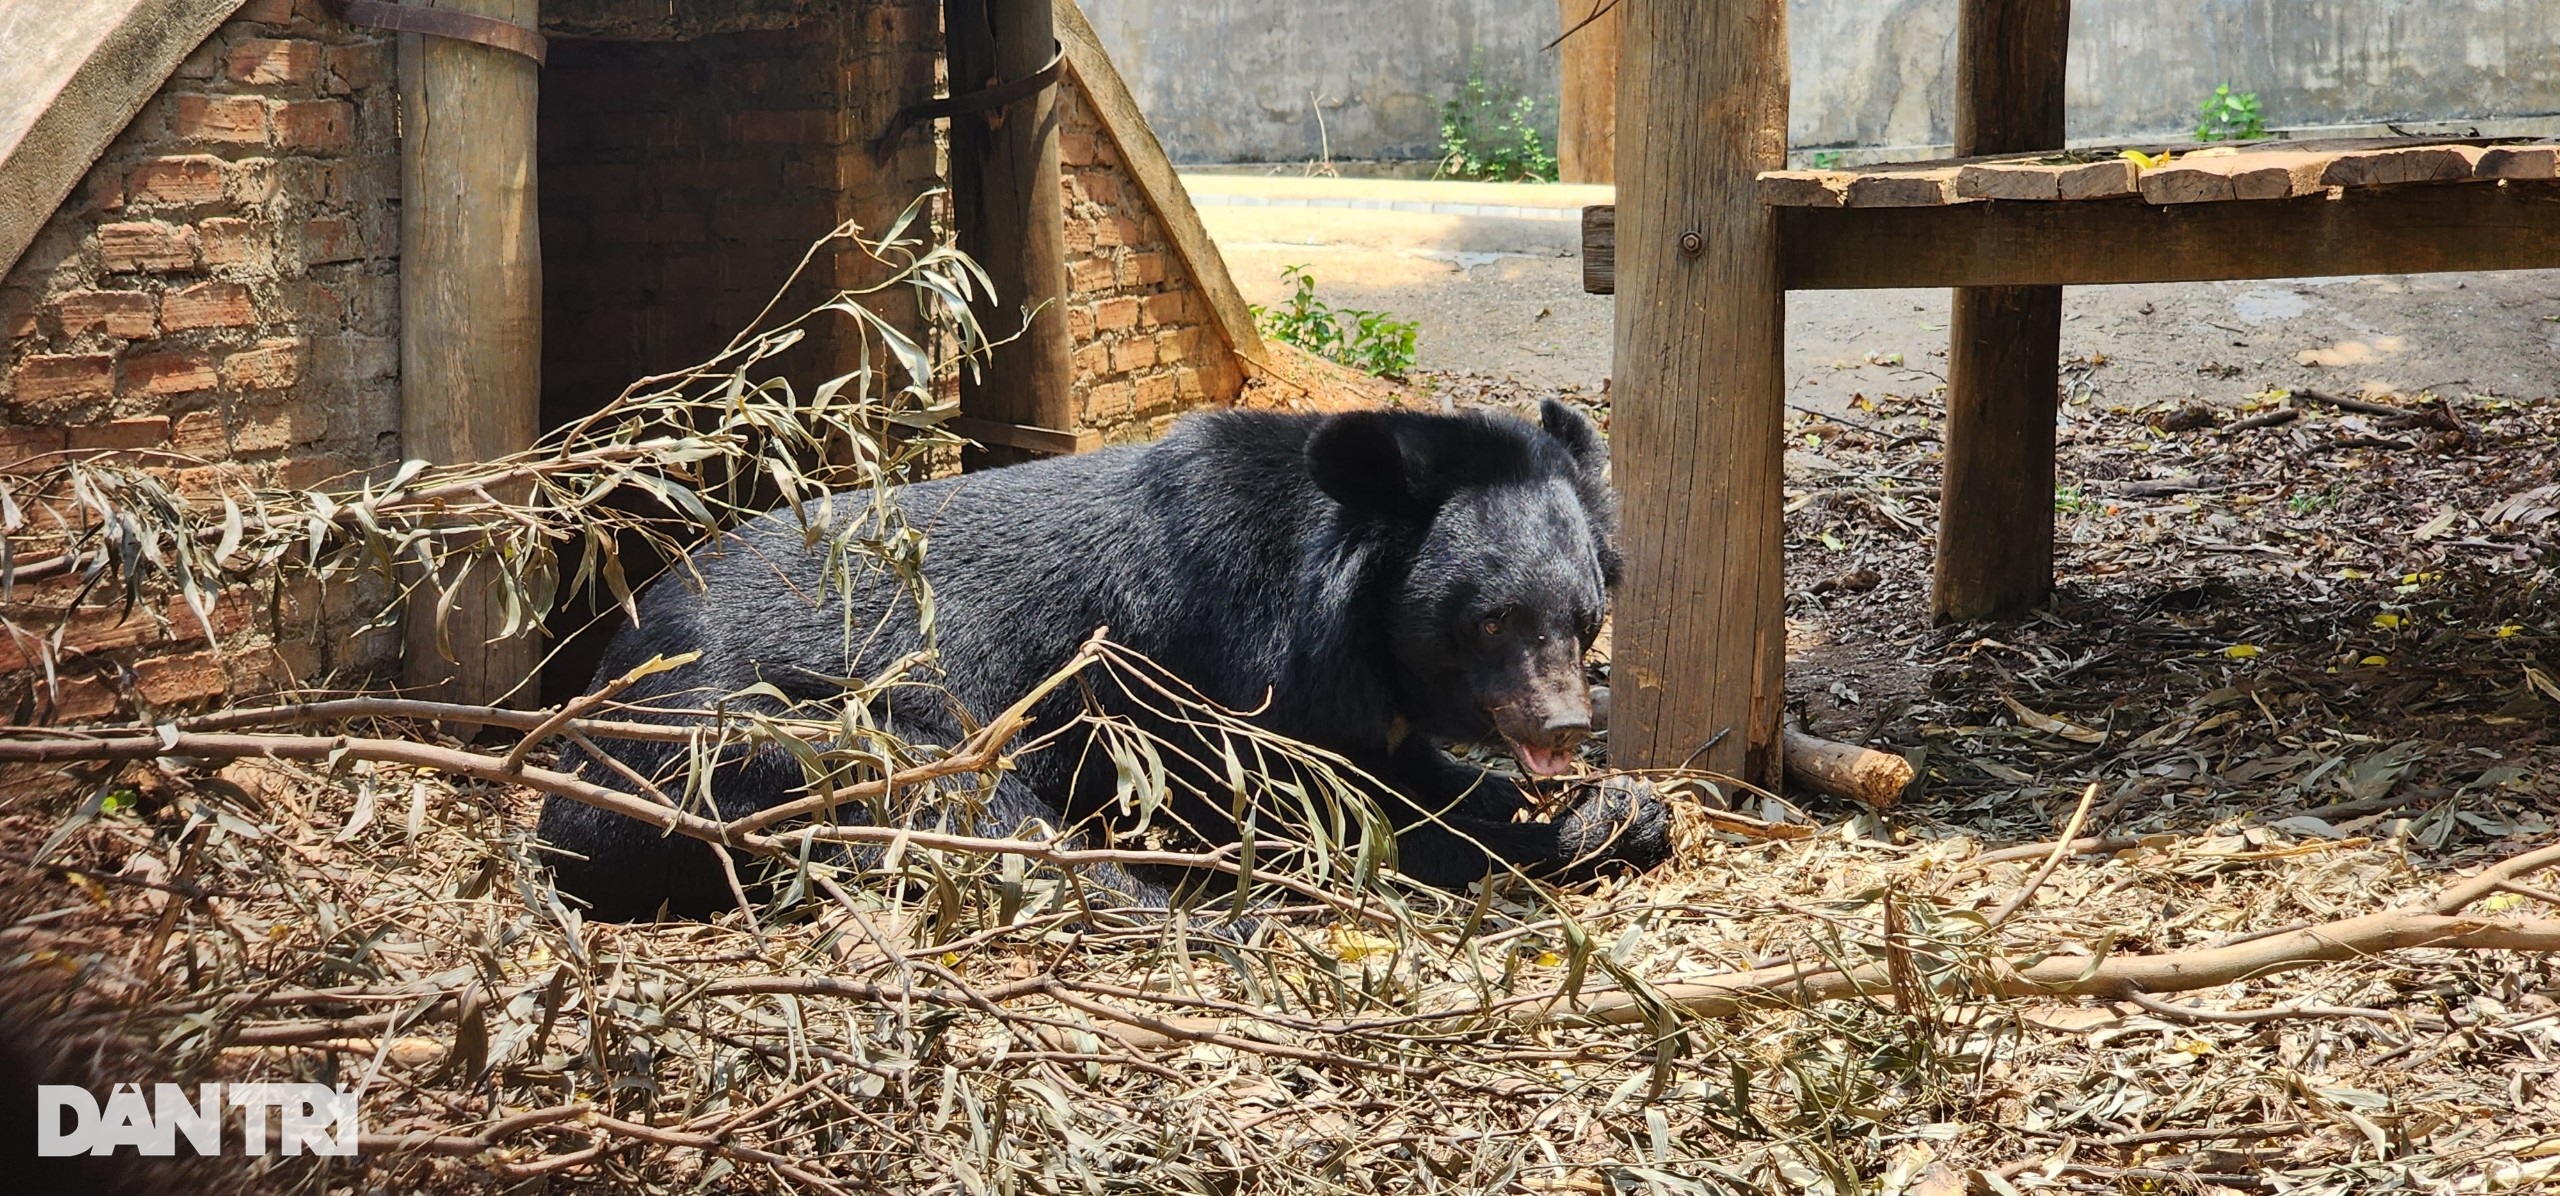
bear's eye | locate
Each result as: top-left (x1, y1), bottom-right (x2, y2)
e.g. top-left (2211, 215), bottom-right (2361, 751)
top-left (1478, 611), bottom-right (1507, 638)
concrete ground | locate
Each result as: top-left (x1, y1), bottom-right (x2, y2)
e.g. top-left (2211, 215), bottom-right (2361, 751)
top-left (1184, 174), bottom-right (2560, 409)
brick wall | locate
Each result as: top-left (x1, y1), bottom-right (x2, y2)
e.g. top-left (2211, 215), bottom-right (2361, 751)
top-left (0, 0), bottom-right (401, 719)
top-left (1055, 80), bottom-right (1247, 444)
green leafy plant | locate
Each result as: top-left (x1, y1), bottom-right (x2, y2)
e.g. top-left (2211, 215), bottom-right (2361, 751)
top-left (1252, 265), bottom-right (1420, 378)
top-left (1811, 150), bottom-right (1845, 170)
top-left (1436, 66), bottom-right (1557, 182)
top-left (2195, 84), bottom-right (2268, 142)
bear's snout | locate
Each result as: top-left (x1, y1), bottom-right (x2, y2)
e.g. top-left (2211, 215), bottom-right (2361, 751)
top-left (1489, 689), bottom-right (1594, 777)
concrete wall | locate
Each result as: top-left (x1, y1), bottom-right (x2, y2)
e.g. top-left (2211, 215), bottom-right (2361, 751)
top-left (1079, 0), bottom-right (2560, 164)
top-left (1075, 0), bottom-right (1563, 165)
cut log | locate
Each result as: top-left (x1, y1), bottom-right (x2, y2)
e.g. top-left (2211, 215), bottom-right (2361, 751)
top-left (1757, 170), bottom-right (1852, 208)
top-left (1843, 167), bottom-right (1965, 208)
top-left (1578, 205), bottom-right (1615, 295)
top-left (2139, 149), bottom-right (2333, 204)
top-left (1783, 721), bottom-right (1913, 808)
top-left (1956, 158), bottom-right (2137, 202)
top-left (2321, 143), bottom-right (2486, 188)
top-left (2479, 141), bottom-right (2560, 180)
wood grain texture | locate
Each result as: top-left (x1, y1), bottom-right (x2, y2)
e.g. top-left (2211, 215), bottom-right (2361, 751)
top-left (1756, 170), bottom-right (1850, 207)
top-left (1842, 168), bottom-right (1965, 207)
top-left (399, 0), bottom-right (542, 704)
top-left (1555, 0), bottom-right (1620, 183)
top-left (1778, 182), bottom-right (2560, 289)
top-left (1579, 204), bottom-right (1614, 294)
top-left (947, 0), bottom-right (1075, 466)
top-left (1584, 183), bottom-right (2560, 293)
top-left (2479, 142), bottom-right (2560, 180)
top-left (1938, 0), bottom-right (2068, 622)
top-left (1056, 0), bottom-right (1265, 369)
top-left (1606, 0), bottom-right (1789, 786)
top-left (2322, 143), bottom-right (2486, 188)
top-left (2138, 148), bottom-right (2331, 204)
top-left (1956, 158), bottom-right (2136, 201)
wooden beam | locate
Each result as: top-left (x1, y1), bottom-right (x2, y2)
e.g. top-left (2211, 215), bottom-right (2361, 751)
top-left (1606, 0), bottom-right (1789, 787)
top-left (1937, 0), bottom-right (2069, 622)
top-left (400, 0), bottom-right (542, 706)
top-left (1555, 0), bottom-right (1620, 184)
top-left (1577, 182), bottom-right (2560, 292)
top-left (1779, 182), bottom-right (2560, 289)
top-left (1054, 0), bottom-right (1265, 370)
top-left (947, 0), bottom-right (1075, 466)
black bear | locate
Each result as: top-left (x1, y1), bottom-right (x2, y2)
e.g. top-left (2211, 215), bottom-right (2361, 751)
top-left (537, 399), bottom-right (1673, 918)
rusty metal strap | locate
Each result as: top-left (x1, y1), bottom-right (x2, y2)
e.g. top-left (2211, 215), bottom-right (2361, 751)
top-left (870, 41), bottom-right (1065, 162)
top-left (322, 0), bottom-right (547, 66)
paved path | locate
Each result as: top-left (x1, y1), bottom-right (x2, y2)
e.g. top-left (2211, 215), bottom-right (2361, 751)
top-left (1188, 173), bottom-right (2560, 409)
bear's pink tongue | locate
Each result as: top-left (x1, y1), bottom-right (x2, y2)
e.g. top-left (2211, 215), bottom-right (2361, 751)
top-left (1511, 741), bottom-right (1575, 778)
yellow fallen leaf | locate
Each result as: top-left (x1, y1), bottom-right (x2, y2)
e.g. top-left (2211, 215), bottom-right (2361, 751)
top-left (1533, 950), bottom-right (1563, 968)
top-left (2499, 624), bottom-right (2525, 638)
top-left (2481, 892), bottom-right (2529, 913)
top-left (1327, 925), bottom-right (1398, 963)
top-left (2373, 613), bottom-right (2404, 630)
top-left (2222, 644), bottom-right (2261, 660)
top-left (2361, 655), bottom-right (2390, 667)
top-left (2002, 694), bottom-right (2107, 744)
top-left (2174, 1038), bottom-right (2217, 1056)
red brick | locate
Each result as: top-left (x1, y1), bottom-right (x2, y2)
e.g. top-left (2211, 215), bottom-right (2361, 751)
top-left (171, 410), bottom-right (226, 456)
top-left (10, 355), bottom-right (114, 405)
top-left (56, 291), bottom-right (157, 339)
top-left (1079, 173), bottom-right (1120, 207)
top-left (171, 39), bottom-right (222, 81)
top-left (87, 172), bottom-right (125, 214)
top-left (1059, 131), bottom-right (1099, 167)
top-left (1072, 341), bottom-right (1110, 377)
top-left (162, 282), bottom-right (257, 332)
top-left (1135, 372), bottom-right (1178, 415)
top-left (227, 38), bottom-right (321, 86)
top-left (324, 42), bottom-right (390, 94)
top-left (223, 339), bottom-right (301, 391)
top-left (173, 95), bottom-right (270, 144)
top-left (1108, 338), bottom-right (1156, 373)
top-left (1068, 258), bottom-right (1114, 294)
top-left (133, 650), bottom-right (230, 706)
top-left (1094, 297), bottom-right (1141, 332)
top-left (1062, 219), bottom-right (1096, 256)
top-left (196, 218), bottom-right (262, 267)
top-left (1085, 379), bottom-right (1135, 422)
top-left (0, 426), bottom-right (67, 464)
top-left (128, 156), bottom-right (227, 206)
top-left (68, 417), bottom-right (172, 453)
top-left (98, 222), bottom-right (198, 272)
top-left (1066, 306), bottom-right (1097, 341)
top-left (34, 676), bottom-right (120, 723)
top-left (272, 100), bottom-right (352, 151)
top-left (1121, 252), bottom-right (1168, 287)
top-left (277, 454), bottom-right (350, 489)
top-left (1141, 291), bottom-right (1194, 327)
top-left (302, 216), bottom-right (361, 264)
top-left (122, 351), bottom-right (219, 397)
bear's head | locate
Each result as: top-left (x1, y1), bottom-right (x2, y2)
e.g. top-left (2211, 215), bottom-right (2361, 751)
top-left (1307, 399), bottom-right (1621, 776)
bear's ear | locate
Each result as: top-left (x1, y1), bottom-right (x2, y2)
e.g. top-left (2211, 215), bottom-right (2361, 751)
top-left (1538, 398), bottom-right (1606, 476)
top-left (1306, 412), bottom-right (1414, 515)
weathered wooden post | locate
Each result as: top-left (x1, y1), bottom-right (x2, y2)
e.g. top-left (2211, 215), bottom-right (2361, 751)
top-left (1555, 0), bottom-right (1619, 184)
top-left (946, 0), bottom-right (1076, 467)
top-left (1934, 0), bottom-right (2071, 621)
top-left (399, 0), bottom-right (542, 705)
top-left (1608, 0), bottom-right (1789, 787)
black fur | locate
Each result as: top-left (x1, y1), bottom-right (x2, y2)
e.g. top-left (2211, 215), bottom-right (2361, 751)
top-left (538, 400), bottom-right (1671, 919)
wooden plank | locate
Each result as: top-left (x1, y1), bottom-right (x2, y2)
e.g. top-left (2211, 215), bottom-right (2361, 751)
top-left (947, 0), bottom-right (1075, 465)
top-left (1938, 0), bottom-right (2068, 622)
top-left (2139, 147), bottom-right (2332, 204)
top-left (2477, 141), bottom-right (2560, 181)
top-left (1758, 170), bottom-right (1851, 207)
top-left (400, 0), bottom-right (542, 706)
top-left (2322, 143), bottom-right (2486, 188)
top-left (1579, 204), bottom-right (1615, 294)
top-left (1842, 167), bottom-right (1965, 207)
top-left (1782, 181), bottom-right (2560, 289)
top-left (1956, 158), bottom-right (2136, 201)
top-left (1606, 0), bottom-right (1789, 786)
top-left (1056, 0), bottom-right (1265, 370)
top-left (1555, 0), bottom-right (1620, 183)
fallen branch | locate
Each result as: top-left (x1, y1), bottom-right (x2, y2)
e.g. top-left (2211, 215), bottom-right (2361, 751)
top-left (1781, 720), bottom-right (1912, 808)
